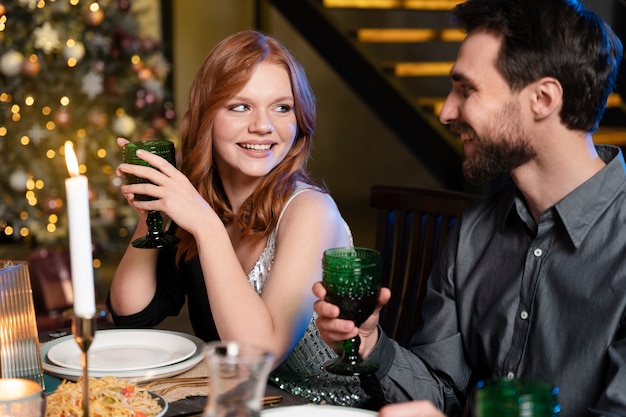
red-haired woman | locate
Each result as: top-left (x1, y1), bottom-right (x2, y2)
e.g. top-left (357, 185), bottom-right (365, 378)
top-left (109, 30), bottom-right (367, 406)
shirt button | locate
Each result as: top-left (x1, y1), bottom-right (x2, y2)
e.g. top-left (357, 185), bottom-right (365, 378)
top-left (533, 248), bottom-right (543, 257)
top-left (507, 372), bottom-right (515, 379)
top-left (520, 310), bottom-right (529, 320)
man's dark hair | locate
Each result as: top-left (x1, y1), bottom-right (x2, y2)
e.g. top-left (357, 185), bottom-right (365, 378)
top-left (451, 0), bottom-right (623, 133)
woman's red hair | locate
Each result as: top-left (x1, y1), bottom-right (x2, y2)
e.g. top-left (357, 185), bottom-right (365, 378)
top-left (176, 30), bottom-right (321, 262)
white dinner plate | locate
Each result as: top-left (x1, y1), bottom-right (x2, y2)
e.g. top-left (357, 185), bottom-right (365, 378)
top-left (262, 405), bottom-right (377, 416)
top-left (48, 329), bottom-right (197, 371)
top-left (42, 329), bottom-right (206, 383)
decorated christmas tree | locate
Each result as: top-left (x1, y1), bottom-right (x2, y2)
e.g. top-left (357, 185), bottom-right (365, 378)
top-left (0, 0), bottom-right (176, 249)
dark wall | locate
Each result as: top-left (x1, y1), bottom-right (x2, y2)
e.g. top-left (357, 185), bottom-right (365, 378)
top-left (614, 0), bottom-right (626, 99)
top-left (589, 0), bottom-right (625, 99)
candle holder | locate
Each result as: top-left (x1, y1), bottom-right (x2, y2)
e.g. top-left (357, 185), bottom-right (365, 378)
top-left (72, 315), bottom-right (96, 417)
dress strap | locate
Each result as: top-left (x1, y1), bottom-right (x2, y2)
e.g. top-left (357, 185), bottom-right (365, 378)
top-left (275, 184), bottom-right (353, 247)
top-left (275, 184), bottom-right (317, 230)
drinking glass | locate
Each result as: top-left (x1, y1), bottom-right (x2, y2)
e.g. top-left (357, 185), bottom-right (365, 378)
top-left (322, 247), bottom-right (382, 376)
top-left (0, 260), bottom-right (45, 389)
top-left (203, 341), bottom-right (274, 417)
top-left (122, 140), bottom-right (179, 249)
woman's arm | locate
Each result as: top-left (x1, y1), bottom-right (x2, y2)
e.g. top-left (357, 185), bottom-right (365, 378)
top-left (116, 147), bottom-right (351, 363)
top-left (109, 137), bottom-right (162, 315)
top-left (195, 190), bottom-right (351, 363)
top-left (108, 217), bottom-right (160, 315)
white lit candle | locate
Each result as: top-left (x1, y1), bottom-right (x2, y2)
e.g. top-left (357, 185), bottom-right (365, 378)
top-left (64, 141), bottom-right (96, 318)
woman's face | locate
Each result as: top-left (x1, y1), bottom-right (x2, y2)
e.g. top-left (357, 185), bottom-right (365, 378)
top-left (212, 62), bottom-right (297, 185)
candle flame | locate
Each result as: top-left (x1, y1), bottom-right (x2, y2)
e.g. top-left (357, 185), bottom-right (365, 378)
top-left (64, 141), bottom-right (80, 177)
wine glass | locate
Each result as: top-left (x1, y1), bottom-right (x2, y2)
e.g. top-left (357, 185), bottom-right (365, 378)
top-left (322, 247), bottom-right (382, 376)
top-left (122, 140), bottom-right (179, 249)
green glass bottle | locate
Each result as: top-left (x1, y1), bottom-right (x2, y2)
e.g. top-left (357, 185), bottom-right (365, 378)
top-left (474, 378), bottom-right (560, 417)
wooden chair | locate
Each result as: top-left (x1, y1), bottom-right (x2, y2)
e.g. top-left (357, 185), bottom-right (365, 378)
top-left (369, 185), bottom-right (480, 347)
top-left (27, 247), bottom-right (112, 332)
top-left (27, 247), bottom-right (74, 332)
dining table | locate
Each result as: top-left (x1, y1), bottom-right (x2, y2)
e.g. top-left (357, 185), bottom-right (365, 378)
top-left (40, 327), bottom-right (309, 417)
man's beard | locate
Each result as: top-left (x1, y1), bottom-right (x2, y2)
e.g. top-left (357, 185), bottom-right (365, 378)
top-left (450, 102), bottom-right (536, 184)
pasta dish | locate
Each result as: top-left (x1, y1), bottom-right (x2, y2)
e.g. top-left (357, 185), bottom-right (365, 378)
top-left (45, 376), bottom-right (163, 417)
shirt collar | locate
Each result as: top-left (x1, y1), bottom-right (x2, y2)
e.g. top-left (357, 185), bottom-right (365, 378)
top-left (555, 145), bottom-right (626, 248)
top-left (500, 145), bottom-right (626, 248)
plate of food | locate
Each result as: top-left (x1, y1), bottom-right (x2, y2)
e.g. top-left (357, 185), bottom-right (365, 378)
top-left (47, 329), bottom-right (197, 371)
top-left (45, 375), bottom-right (168, 417)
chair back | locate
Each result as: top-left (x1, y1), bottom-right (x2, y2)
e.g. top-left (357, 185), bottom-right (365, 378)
top-left (27, 248), bottom-right (73, 332)
top-left (369, 185), bottom-right (480, 347)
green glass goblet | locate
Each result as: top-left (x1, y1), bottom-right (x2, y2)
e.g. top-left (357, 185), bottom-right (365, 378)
top-left (322, 247), bottom-right (382, 376)
top-left (475, 378), bottom-right (560, 417)
top-left (122, 140), bottom-right (179, 249)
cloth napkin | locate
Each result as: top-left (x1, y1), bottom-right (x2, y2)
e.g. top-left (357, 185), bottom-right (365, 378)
top-left (147, 358), bottom-right (210, 402)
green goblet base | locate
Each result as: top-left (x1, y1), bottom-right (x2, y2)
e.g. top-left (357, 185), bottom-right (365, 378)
top-left (323, 337), bottom-right (379, 376)
top-left (131, 233), bottom-right (180, 249)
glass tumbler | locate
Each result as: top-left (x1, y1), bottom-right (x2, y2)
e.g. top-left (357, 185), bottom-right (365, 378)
top-left (203, 341), bottom-right (274, 417)
top-left (0, 260), bottom-right (45, 388)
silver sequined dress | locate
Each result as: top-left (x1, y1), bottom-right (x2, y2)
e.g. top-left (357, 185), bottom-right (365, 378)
top-left (246, 184), bottom-right (369, 407)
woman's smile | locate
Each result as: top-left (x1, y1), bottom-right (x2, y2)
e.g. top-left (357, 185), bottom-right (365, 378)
top-left (238, 142), bottom-right (275, 152)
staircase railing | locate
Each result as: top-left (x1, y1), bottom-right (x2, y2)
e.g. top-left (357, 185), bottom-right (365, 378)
top-left (266, 0), bottom-right (466, 190)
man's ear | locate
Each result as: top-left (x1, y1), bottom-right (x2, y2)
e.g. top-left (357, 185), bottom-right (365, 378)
top-left (530, 77), bottom-right (563, 121)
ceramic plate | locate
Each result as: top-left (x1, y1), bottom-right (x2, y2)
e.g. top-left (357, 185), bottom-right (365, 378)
top-left (42, 329), bottom-right (205, 383)
top-left (262, 405), bottom-right (377, 416)
top-left (47, 329), bottom-right (197, 371)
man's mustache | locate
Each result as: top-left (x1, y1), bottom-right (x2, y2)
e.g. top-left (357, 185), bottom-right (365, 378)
top-left (449, 122), bottom-right (475, 137)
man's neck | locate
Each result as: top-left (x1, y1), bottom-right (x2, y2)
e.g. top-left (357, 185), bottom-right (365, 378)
top-left (510, 133), bottom-right (605, 222)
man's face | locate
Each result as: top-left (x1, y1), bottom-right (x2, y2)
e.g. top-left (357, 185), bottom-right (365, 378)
top-left (439, 29), bottom-right (536, 183)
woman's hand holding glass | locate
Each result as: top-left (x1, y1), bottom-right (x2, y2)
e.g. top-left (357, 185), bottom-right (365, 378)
top-left (117, 138), bottom-right (217, 245)
top-left (122, 140), bottom-right (179, 248)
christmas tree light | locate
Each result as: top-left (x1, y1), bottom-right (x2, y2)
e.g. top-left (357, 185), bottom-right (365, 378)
top-left (0, 0), bottom-right (176, 249)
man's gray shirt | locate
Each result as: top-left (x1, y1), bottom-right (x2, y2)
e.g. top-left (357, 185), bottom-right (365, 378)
top-left (364, 145), bottom-right (626, 417)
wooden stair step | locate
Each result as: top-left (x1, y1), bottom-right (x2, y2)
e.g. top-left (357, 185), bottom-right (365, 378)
top-left (323, 0), bottom-right (463, 11)
top-left (356, 28), bottom-right (465, 43)
top-left (384, 61), bottom-right (453, 76)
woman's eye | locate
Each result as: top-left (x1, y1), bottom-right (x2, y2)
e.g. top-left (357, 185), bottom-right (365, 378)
top-left (229, 104), bottom-right (249, 112)
top-left (274, 104), bottom-right (292, 113)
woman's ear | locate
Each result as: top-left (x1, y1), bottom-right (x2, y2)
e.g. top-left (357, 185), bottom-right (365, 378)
top-left (530, 77), bottom-right (563, 121)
